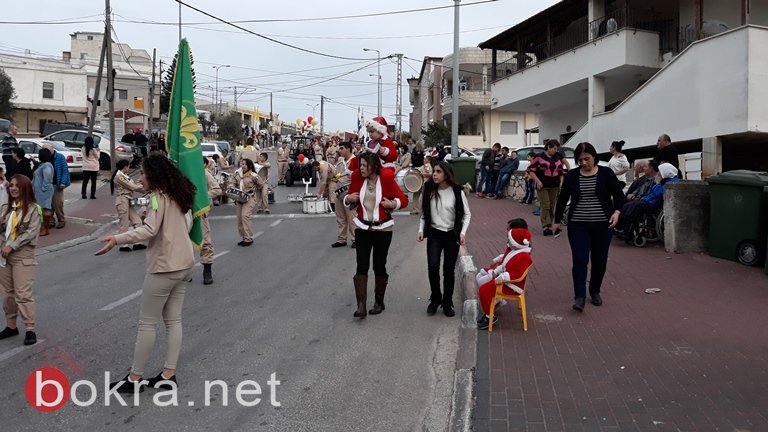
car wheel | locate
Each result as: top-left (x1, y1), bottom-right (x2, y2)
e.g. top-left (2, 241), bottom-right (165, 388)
top-left (736, 240), bottom-right (760, 266)
top-left (285, 169), bottom-right (293, 187)
top-left (99, 153), bottom-right (111, 171)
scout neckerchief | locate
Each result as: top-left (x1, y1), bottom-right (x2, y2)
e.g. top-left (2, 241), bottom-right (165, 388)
top-left (5, 200), bottom-right (22, 241)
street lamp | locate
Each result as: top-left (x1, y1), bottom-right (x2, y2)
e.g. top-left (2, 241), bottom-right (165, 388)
top-left (306, 103), bottom-right (319, 118)
top-left (363, 48), bottom-right (382, 117)
top-left (212, 64), bottom-right (230, 116)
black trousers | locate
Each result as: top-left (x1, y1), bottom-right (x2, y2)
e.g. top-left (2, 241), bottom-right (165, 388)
top-left (81, 170), bottom-right (98, 198)
top-left (354, 228), bottom-right (393, 277)
top-left (426, 228), bottom-right (460, 306)
top-left (566, 221), bottom-right (613, 300)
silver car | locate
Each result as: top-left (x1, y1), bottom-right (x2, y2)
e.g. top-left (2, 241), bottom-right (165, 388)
top-left (44, 129), bottom-right (134, 170)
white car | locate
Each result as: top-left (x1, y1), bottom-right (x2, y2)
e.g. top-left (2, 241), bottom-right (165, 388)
top-left (17, 138), bottom-right (83, 175)
top-left (514, 145), bottom-right (577, 172)
top-left (201, 143), bottom-right (223, 160)
top-left (43, 129), bottom-right (134, 170)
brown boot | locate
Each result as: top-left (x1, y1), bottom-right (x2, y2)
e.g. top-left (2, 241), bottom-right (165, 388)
top-left (369, 275), bottom-right (388, 315)
top-left (39, 211), bottom-right (51, 237)
top-left (353, 275), bottom-right (368, 318)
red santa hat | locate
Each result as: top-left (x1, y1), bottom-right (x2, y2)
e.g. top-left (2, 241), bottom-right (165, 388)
top-left (507, 228), bottom-right (532, 249)
top-left (366, 116), bottom-right (389, 135)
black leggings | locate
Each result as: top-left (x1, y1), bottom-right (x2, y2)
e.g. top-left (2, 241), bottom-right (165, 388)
top-left (354, 229), bottom-right (393, 277)
top-left (426, 228), bottom-right (460, 306)
top-left (81, 170), bottom-right (98, 197)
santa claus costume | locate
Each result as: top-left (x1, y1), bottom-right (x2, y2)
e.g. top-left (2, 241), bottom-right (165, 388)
top-left (343, 152), bottom-right (408, 318)
top-left (364, 116), bottom-right (398, 172)
top-left (477, 228), bottom-right (533, 329)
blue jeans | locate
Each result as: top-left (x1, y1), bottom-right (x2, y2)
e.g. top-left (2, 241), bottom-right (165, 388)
top-left (484, 170), bottom-right (497, 194)
top-left (522, 179), bottom-right (535, 203)
top-left (566, 221), bottom-right (613, 300)
top-left (494, 172), bottom-right (511, 195)
top-left (477, 168), bottom-right (489, 193)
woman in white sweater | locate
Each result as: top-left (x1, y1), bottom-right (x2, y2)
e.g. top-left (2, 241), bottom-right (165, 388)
top-left (417, 161), bottom-right (471, 317)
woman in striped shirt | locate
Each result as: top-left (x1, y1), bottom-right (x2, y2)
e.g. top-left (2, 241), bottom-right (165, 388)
top-left (553, 142), bottom-right (624, 312)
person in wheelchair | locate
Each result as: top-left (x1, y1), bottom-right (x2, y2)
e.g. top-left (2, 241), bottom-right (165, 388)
top-left (615, 162), bottom-right (679, 236)
top-left (625, 160), bottom-right (653, 201)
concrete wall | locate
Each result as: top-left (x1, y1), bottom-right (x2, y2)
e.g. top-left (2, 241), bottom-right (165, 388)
top-left (539, 102), bottom-right (586, 145)
top-left (2, 63), bottom-right (87, 108)
top-left (664, 181), bottom-right (710, 253)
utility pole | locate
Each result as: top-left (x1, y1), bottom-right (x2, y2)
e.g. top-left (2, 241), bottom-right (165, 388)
top-left (269, 92), bottom-right (273, 146)
top-left (148, 48), bottom-right (156, 136)
top-left (394, 53), bottom-right (403, 142)
top-left (234, 86), bottom-right (238, 111)
top-left (178, 2), bottom-right (182, 42)
top-left (450, 0), bottom-right (461, 158)
top-left (87, 28), bottom-right (108, 136)
top-left (320, 96), bottom-right (324, 136)
top-left (105, 0), bottom-right (116, 170)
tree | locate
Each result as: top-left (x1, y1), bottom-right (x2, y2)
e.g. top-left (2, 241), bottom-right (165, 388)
top-left (198, 113), bottom-right (211, 138)
top-left (160, 51), bottom-right (197, 116)
top-left (422, 122), bottom-right (450, 148)
top-left (216, 112), bottom-right (242, 142)
top-left (0, 69), bottom-right (16, 119)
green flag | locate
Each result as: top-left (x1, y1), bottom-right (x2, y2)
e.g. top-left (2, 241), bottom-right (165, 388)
top-left (166, 39), bottom-right (208, 247)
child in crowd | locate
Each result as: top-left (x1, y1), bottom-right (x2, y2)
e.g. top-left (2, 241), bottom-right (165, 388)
top-left (521, 153), bottom-right (536, 205)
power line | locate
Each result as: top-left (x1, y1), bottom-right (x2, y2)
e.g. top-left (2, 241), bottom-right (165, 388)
top-left (110, 27), bottom-right (147, 79)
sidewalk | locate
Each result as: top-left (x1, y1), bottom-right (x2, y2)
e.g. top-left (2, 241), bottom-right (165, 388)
top-left (465, 196), bottom-right (768, 432)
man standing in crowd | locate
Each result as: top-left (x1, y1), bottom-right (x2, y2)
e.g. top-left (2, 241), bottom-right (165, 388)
top-left (255, 152), bottom-right (271, 214)
top-left (331, 141), bottom-right (357, 248)
top-left (239, 137), bottom-right (259, 164)
top-left (2, 125), bottom-right (19, 178)
top-left (121, 128), bottom-right (135, 145)
top-left (134, 128), bottom-right (148, 158)
top-left (44, 143), bottom-right (71, 229)
top-left (277, 142), bottom-right (289, 185)
top-left (654, 133), bottom-right (680, 177)
top-left (477, 143), bottom-right (501, 197)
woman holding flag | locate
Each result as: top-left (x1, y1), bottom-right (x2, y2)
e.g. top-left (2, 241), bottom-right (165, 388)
top-left (95, 155), bottom-right (196, 393)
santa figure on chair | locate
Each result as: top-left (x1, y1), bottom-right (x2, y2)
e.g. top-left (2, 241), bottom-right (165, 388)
top-left (364, 116), bottom-right (398, 172)
top-left (476, 227), bottom-right (533, 330)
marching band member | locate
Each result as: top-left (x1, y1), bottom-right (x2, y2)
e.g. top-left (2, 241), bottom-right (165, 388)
top-left (313, 159), bottom-right (335, 202)
top-left (326, 140), bottom-right (338, 166)
top-left (313, 139), bottom-right (325, 162)
top-left (410, 154), bottom-right (433, 215)
top-left (110, 159), bottom-right (146, 252)
top-left (331, 141), bottom-right (357, 249)
top-left (255, 152), bottom-right (271, 214)
top-left (238, 137), bottom-right (259, 165)
top-left (277, 142), bottom-right (289, 185)
top-left (201, 157), bottom-right (222, 285)
top-left (364, 117), bottom-right (398, 172)
top-left (0, 175), bottom-right (41, 346)
top-left (344, 152), bottom-right (408, 318)
top-left (235, 158), bottom-right (264, 246)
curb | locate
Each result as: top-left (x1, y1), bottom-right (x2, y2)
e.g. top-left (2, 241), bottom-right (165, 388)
top-left (36, 220), bottom-right (116, 257)
top-left (449, 245), bottom-right (479, 432)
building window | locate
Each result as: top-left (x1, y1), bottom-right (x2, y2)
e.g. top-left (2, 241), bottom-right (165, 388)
top-left (500, 121), bottom-right (518, 135)
top-left (87, 35), bottom-right (94, 40)
top-left (42, 82), bottom-right (54, 99)
top-left (117, 89), bottom-right (128, 100)
top-left (80, 53), bottom-right (87, 60)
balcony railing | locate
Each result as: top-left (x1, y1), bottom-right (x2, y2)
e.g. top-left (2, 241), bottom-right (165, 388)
top-left (495, 7), bottom-right (692, 78)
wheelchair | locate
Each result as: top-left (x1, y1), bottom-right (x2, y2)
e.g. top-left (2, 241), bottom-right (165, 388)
top-left (625, 206), bottom-right (664, 248)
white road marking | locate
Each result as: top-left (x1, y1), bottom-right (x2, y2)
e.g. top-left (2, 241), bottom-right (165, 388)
top-left (194, 250), bottom-right (231, 266)
top-left (100, 290), bottom-right (142, 311)
top-left (254, 231), bottom-right (265, 238)
top-left (270, 219), bottom-right (283, 227)
top-left (0, 340), bottom-right (45, 363)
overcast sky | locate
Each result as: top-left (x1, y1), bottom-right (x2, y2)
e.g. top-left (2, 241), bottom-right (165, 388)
top-left (3, 0), bottom-right (558, 133)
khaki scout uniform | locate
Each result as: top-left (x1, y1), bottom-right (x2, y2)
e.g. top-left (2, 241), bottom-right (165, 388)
top-left (334, 156), bottom-right (356, 244)
top-left (114, 171), bottom-right (144, 237)
top-left (411, 162), bottom-right (432, 214)
top-left (201, 170), bottom-right (222, 265)
top-left (277, 145), bottom-right (289, 184)
top-left (255, 161), bottom-right (271, 212)
top-left (326, 143), bottom-right (338, 166)
top-left (316, 161), bottom-right (335, 201)
top-left (235, 171), bottom-right (264, 242)
top-left (313, 143), bottom-right (324, 161)
top-left (239, 145), bottom-right (260, 165)
top-left (0, 202), bottom-right (41, 332)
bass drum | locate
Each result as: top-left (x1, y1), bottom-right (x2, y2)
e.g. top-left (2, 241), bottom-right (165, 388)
top-left (396, 169), bottom-right (424, 193)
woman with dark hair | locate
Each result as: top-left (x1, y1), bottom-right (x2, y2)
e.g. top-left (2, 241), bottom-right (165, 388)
top-left (10, 148), bottom-right (33, 180)
top-left (396, 143), bottom-right (411, 170)
top-left (552, 142), bottom-right (624, 312)
top-left (417, 161), bottom-right (471, 317)
top-left (81, 136), bottom-right (100, 199)
top-left (95, 155), bottom-right (196, 394)
top-left (32, 148), bottom-right (54, 237)
top-left (110, 159), bottom-right (145, 252)
top-left (234, 158), bottom-right (264, 246)
top-left (0, 175), bottom-right (41, 345)
top-left (344, 152), bottom-right (408, 318)
top-left (608, 140), bottom-right (630, 189)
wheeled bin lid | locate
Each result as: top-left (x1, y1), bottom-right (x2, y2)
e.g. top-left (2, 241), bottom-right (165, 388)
top-left (707, 170), bottom-right (768, 187)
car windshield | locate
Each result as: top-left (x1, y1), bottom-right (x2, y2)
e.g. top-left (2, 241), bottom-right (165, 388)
top-left (0, 119), bottom-right (10, 132)
top-left (201, 144), bottom-right (216, 152)
top-left (516, 147), bottom-right (543, 160)
top-left (560, 147), bottom-right (575, 158)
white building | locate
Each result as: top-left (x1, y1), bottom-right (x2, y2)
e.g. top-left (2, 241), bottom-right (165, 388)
top-left (480, 0), bottom-right (768, 177)
top-left (409, 56), bottom-right (443, 143)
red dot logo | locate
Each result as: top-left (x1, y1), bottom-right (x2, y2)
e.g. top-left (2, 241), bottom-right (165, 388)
top-left (25, 367), bottom-right (70, 412)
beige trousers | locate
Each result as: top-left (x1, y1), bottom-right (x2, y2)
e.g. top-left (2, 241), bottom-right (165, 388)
top-left (411, 191), bottom-right (423, 213)
top-left (256, 185), bottom-right (269, 211)
top-left (237, 197), bottom-right (257, 241)
top-left (0, 245), bottom-right (36, 331)
top-left (200, 215), bottom-right (214, 264)
top-left (131, 267), bottom-right (194, 376)
top-left (52, 190), bottom-right (65, 225)
top-left (538, 187), bottom-right (560, 227)
top-left (116, 197), bottom-right (142, 233)
top-left (335, 194), bottom-right (356, 243)
top-left (277, 162), bottom-right (288, 183)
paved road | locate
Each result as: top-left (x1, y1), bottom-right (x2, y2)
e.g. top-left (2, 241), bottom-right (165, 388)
top-left (0, 174), bottom-right (458, 430)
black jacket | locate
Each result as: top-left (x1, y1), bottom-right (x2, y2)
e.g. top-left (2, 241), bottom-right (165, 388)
top-left (555, 166), bottom-right (625, 224)
top-left (421, 184), bottom-right (465, 240)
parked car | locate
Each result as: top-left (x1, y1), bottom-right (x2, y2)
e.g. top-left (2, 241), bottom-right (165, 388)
top-left (201, 143), bottom-right (223, 160)
top-left (0, 118), bottom-right (10, 140)
top-left (43, 129), bottom-right (134, 170)
top-left (514, 145), bottom-right (577, 172)
top-left (40, 122), bottom-right (92, 138)
top-left (207, 140), bottom-right (234, 164)
top-left (17, 138), bottom-right (83, 175)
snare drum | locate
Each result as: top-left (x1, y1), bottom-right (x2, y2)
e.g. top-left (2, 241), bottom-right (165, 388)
top-left (334, 176), bottom-right (352, 199)
top-left (225, 188), bottom-right (251, 204)
top-left (129, 197), bottom-right (150, 207)
top-left (396, 169), bottom-right (424, 193)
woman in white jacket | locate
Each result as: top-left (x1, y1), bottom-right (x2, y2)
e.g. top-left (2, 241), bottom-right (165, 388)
top-left (81, 136), bottom-right (101, 199)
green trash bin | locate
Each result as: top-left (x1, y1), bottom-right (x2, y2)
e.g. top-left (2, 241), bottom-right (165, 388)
top-left (448, 157), bottom-right (478, 191)
top-left (707, 170), bottom-right (768, 266)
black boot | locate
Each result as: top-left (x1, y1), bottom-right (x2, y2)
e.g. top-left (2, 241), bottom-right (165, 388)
top-left (369, 275), bottom-right (388, 315)
top-left (203, 264), bottom-right (213, 285)
top-left (353, 275), bottom-right (368, 318)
